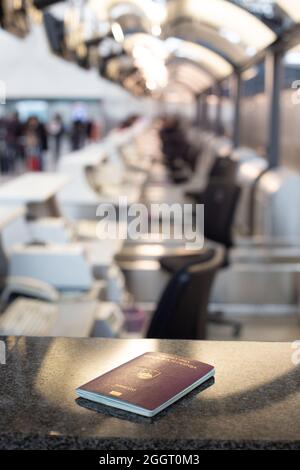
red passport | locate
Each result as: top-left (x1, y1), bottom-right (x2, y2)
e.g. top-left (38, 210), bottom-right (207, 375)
top-left (76, 352), bottom-right (214, 417)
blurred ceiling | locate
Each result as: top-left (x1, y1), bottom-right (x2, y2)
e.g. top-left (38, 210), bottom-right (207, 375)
top-left (1, 0), bottom-right (300, 101)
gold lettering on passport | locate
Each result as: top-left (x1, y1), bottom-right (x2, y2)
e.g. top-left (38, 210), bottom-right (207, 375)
top-left (115, 384), bottom-right (137, 392)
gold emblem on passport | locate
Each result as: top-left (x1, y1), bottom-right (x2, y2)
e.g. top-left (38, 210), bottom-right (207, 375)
top-left (136, 368), bottom-right (161, 380)
top-left (109, 390), bottom-right (122, 396)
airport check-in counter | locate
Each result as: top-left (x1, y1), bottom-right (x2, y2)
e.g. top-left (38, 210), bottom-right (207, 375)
top-left (186, 133), bottom-right (232, 191)
top-left (142, 131), bottom-right (228, 207)
top-left (0, 206), bottom-right (96, 337)
top-left (111, 131), bottom-right (208, 302)
top-left (126, 131), bottom-right (232, 245)
top-left (1, 336), bottom-right (300, 450)
top-left (182, 142), bottom-right (300, 311)
top-left (122, 124), bottom-right (159, 173)
top-left (0, 206), bottom-right (125, 339)
top-left (0, 120), bottom-right (156, 339)
top-left (233, 147), bottom-right (268, 237)
top-left (0, 121), bottom-right (156, 339)
top-left (0, 123), bottom-right (153, 339)
top-left (253, 167), bottom-right (300, 240)
top-left (116, 133), bottom-right (300, 313)
top-left (0, 172), bottom-right (73, 243)
top-left (212, 166), bottom-right (300, 311)
top-left (0, 205), bottom-right (97, 295)
top-left (232, 165), bottom-right (300, 257)
top-left (58, 143), bottom-right (145, 221)
top-left (114, 132), bottom-right (234, 303)
top-left (57, 121), bottom-right (150, 221)
top-left (0, 172), bottom-right (130, 303)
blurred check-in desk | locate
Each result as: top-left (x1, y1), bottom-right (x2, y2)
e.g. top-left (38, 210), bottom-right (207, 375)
top-left (0, 206), bottom-right (27, 281)
top-left (1, 336), bottom-right (300, 450)
top-left (0, 172), bottom-right (72, 243)
top-left (211, 164), bottom-right (300, 312)
top-left (0, 173), bottom-right (127, 295)
top-left (0, 205), bottom-right (124, 338)
top-left (57, 142), bottom-right (144, 221)
top-left (0, 206), bottom-right (98, 337)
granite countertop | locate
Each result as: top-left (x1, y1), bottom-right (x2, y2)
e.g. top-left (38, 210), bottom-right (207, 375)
top-left (0, 336), bottom-right (300, 450)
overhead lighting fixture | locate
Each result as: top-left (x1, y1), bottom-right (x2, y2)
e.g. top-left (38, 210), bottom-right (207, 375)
top-left (151, 24), bottom-right (161, 36)
top-left (219, 27), bottom-right (241, 45)
top-left (245, 46), bottom-right (257, 57)
top-left (242, 66), bottom-right (259, 81)
top-left (166, 38), bottom-right (233, 79)
top-left (169, 0), bottom-right (276, 51)
top-left (132, 44), bottom-right (168, 90)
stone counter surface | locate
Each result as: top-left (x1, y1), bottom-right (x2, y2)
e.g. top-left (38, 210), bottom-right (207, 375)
top-left (0, 336), bottom-right (300, 450)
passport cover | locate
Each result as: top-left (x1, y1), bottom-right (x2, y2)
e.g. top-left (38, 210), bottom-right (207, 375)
top-left (76, 352), bottom-right (214, 417)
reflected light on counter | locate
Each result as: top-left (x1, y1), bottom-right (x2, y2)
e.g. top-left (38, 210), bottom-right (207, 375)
top-left (33, 338), bottom-right (160, 411)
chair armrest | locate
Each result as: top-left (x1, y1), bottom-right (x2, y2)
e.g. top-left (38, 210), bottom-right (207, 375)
top-left (160, 248), bottom-right (215, 274)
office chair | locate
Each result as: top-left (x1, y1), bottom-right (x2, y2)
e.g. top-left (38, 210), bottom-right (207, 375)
top-left (190, 181), bottom-right (242, 336)
top-left (146, 245), bottom-right (224, 340)
top-left (199, 181), bottom-right (241, 250)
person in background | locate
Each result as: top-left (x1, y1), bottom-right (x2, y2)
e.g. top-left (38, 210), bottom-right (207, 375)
top-left (0, 115), bottom-right (7, 173)
top-left (86, 119), bottom-right (93, 142)
top-left (86, 119), bottom-right (102, 142)
top-left (38, 119), bottom-right (48, 161)
top-left (70, 119), bottom-right (86, 151)
top-left (3, 111), bottom-right (23, 173)
top-left (47, 113), bottom-right (64, 161)
top-left (23, 116), bottom-right (48, 171)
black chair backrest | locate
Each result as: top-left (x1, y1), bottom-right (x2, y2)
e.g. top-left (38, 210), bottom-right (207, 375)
top-left (209, 156), bottom-right (238, 182)
top-left (146, 247), bottom-right (224, 340)
top-left (202, 182), bottom-right (241, 248)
